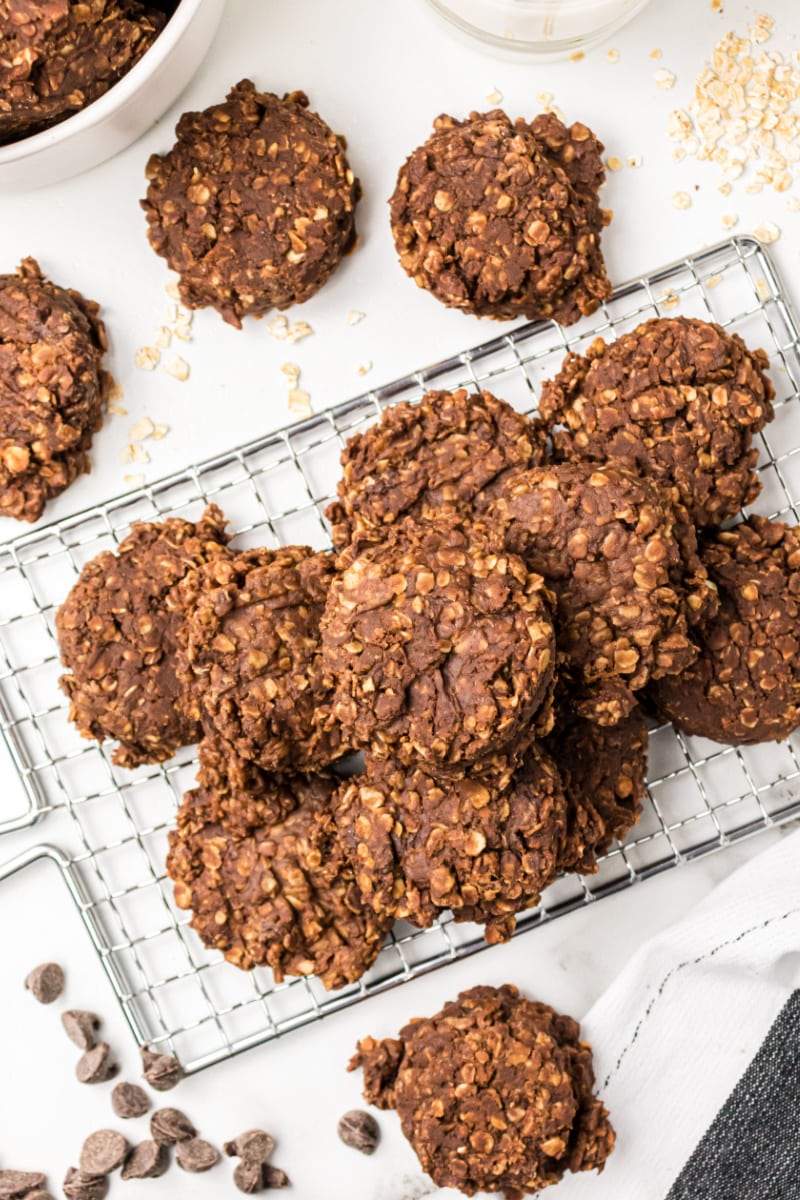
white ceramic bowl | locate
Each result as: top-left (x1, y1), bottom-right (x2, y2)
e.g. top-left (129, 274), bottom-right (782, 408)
top-left (0, 0), bottom-right (226, 191)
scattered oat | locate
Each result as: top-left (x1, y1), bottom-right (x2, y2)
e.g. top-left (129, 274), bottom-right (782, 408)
top-left (654, 68), bottom-right (676, 89)
top-left (659, 291), bottom-right (681, 309)
top-left (721, 212), bottom-right (740, 229)
top-left (627, 155), bottom-right (643, 168)
top-left (175, 305), bottom-right (193, 323)
top-left (535, 91), bottom-right (564, 120)
top-left (607, 49), bottom-right (619, 63)
top-left (108, 401), bottom-right (127, 416)
top-left (151, 423), bottom-right (170, 440)
top-left (745, 182), bottom-right (763, 195)
top-left (164, 356), bottom-right (190, 382)
top-left (121, 444), bottom-right (150, 465)
top-left (166, 303), bottom-right (178, 323)
top-left (154, 326), bottom-right (172, 349)
top-left (754, 220), bottom-right (781, 243)
top-left (165, 280), bottom-right (181, 301)
top-left (650, 48), bottom-right (662, 60)
top-left (123, 474), bottom-right (145, 488)
top-left (129, 417), bottom-right (155, 442)
top-left (569, 51), bottom-right (584, 62)
top-left (755, 277), bottom-right (770, 298)
top-left (718, 181), bottom-right (733, 195)
top-left (672, 191), bottom-right (692, 210)
top-left (711, 0), bottom-right (723, 10)
top-left (606, 156), bottom-right (623, 172)
top-left (173, 322), bottom-right (192, 342)
top-left (135, 346), bottom-right (160, 371)
top-left (705, 273), bottom-right (723, 288)
top-left (346, 309), bottom-right (366, 326)
top-left (286, 320), bottom-right (313, 343)
top-left (288, 388), bottom-right (312, 416)
top-left (356, 361), bottom-right (373, 377)
top-left (486, 86), bottom-right (503, 104)
top-left (268, 315), bottom-right (290, 341)
top-left (748, 13), bottom-right (774, 44)
top-left (787, 195), bottom-right (800, 211)
top-left (280, 362), bottom-right (300, 380)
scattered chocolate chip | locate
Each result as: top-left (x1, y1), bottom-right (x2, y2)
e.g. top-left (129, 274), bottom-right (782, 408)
top-left (233, 1161), bottom-right (263, 1194)
top-left (262, 1165), bottom-right (290, 1189)
top-left (223, 1131), bottom-right (276, 1163)
top-left (0, 1170), bottom-right (46, 1199)
top-left (24, 962), bottom-right (64, 1004)
top-left (175, 1139), bottom-right (220, 1174)
top-left (140, 1047), bottom-right (184, 1092)
top-left (61, 1010), bottom-right (101, 1051)
top-left (26, 1192), bottom-right (55, 1200)
top-left (79, 1131), bottom-right (129, 1176)
top-left (76, 1043), bottom-right (118, 1085)
top-left (120, 1142), bottom-right (169, 1182)
top-left (62, 1170), bottom-right (108, 1200)
top-left (337, 1109), bottom-right (380, 1155)
top-left (151, 1108), bottom-right (197, 1146)
top-left (111, 1082), bottom-right (151, 1120)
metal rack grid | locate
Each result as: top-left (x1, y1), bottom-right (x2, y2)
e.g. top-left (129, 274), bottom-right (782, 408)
top-left (1, 235), bottom-right (800, 1074)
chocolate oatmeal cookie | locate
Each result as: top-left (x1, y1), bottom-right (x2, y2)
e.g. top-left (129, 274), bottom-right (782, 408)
top-left (539, 317), bottom-right (775, 527)
top-left (0, 257), bottom-right (108, 523)
top-left (191, 732), bottom-right (305, 837)
top-left (350, 984), bottom-right (615, 1197)
top-left (320, 517), bottom-right (556, 771)
top-left (0, 0), bottom-right (165, 144)
top-left (335, 747), bottom-right (566, 945)
top-left (326, 388), bottom-right (542, 551)
top-left (177, 545), bottom-right (342, 772)
top-left (390, 109), bottom-right (611, 325)
top-left (545, 692), bottom-right (648, 873)
top-left (57, 506), bottom-right (229, 768)
top-left (142, 80), bottom-right (359, 327)
top-left (484, 461), bottom-right (709, 725)
top-left (649, 515), bottom-right (800, 744)
top-left (168, 777), bottom-right (391, 988)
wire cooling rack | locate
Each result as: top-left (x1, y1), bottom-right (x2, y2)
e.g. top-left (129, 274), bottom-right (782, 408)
top-left (2, 235), bottom-right (800, 1074)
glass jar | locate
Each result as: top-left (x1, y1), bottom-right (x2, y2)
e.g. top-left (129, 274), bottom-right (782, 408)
top-left (423, 0), bottom-right (654, 57)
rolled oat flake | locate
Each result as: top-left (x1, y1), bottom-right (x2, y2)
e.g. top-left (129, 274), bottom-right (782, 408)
top-left (0, 1170), bottom-right (46, 1198)
top-left (24, 962), bottom-right (64, 1004)
top-left (76, 1042), bottom-right (117, 1085)
top-left (62, 1170), bottom-right (108, 1200)
top-left (175, 1138), bottom-right (220, 1173)
top-left (80, 1131), bottom-right (129, 1175)
top-left (150, 1108), bottom-right (197, 1145)
top-left (111, 1081), bottom-right (151, 1119)
top-left (61, 1010), bottom-right (101, 1051)
top-left (120, 1142), bottom-right (169, 1181)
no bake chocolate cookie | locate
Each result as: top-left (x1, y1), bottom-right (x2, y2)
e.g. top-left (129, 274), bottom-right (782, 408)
top-left (390, 109), bottom-right (611, 325)
top-left (335, 747), bottom-right (566, 944)
top-left (57, 506), bottom-right (229, 768)
top-left (177, 545), bottom-right (342, 772)
top-left (0, 257), bottom-right (108, 522)
top-left (142, 80), bottom-right (359, 327)
top-left (0, 0), bottom-right (165, 144)
top-left (539, 317), bottom-right (775, 527)
top-left (326, 388), bottom-right (542, 551)
top-left (649, 515), bottom-right (800, 744)
top-left (350, 983), bottom-right (615, 1198)
top-left (321, 517), bottom-right (556, 771)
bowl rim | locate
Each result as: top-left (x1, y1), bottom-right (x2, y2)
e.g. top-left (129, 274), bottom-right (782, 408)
top-left (0, 0), bottom-right (208, 165)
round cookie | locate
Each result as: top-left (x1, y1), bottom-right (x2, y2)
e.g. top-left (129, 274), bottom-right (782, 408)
top-left (320, 517), bottom-right (556, 772)
top-left (0, 0), bottom-right (165, 143)
top-left (326, 388), bottom-right (542, 551)
top-left (544, 692), bottom-right (649, 874)
top-left (649, 515), bottom-right (800, 745)
top-left (142, 80), bottom-right (359, 328)
top-left (167, 776), bottom-right (391, 989)
top-left (0, 257), bottom-right (108, 523)
top-left (485, 461), bottom-right (710, 725)
top-left (350, 984), bottom-right (615, 1195)
top-left (390, 108), bottom-right (611, 325)
top-left (177, 545), bottom-right (342, 773)
top-left (539, 317), bottom-right (775, 527)
top-left (336, 747), bottom-right (566, 945)
top-left (57, 506), bottom-right (229, 768)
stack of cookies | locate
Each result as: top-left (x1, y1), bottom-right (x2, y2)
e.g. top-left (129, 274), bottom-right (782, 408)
top-left (56, 313), bottom-right (798, 992)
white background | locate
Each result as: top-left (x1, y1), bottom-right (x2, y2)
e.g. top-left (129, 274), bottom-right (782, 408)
top-left (0, 1), bottom-right (798, 1197)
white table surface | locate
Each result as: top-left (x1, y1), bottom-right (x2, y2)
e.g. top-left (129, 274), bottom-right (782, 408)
top-left (0, 1), bottom-right (798, 1197)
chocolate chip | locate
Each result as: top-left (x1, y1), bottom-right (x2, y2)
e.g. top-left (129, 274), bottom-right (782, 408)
top-left (111, 1082), bottom-right (150, 1120)
top-left (79, 1131), bottom-right (129, 1176)
top-left (0, 1171), bottom-right (46, 1198)
top-left (120, 1143), bottom-right (169, 1181)
top-left (233, 1161), bottom-right (263, 1194)
top-left (76, 1043), bottom-right (117, 1085)
top-left (62, 1170), bottom-right (108, 1200)
top-left (26, 1192), bottom-right (55, 1200)
top-left (61, 1010), bottom-right (101, 1051)
top-left (24, 963), bottom-right (64, 1004)
top-left (174, 1139), bottom-right (220, 1174)
top-left (337, 1109), bottom-right (380, 1155)
top-left (150, 1108), bottom-right (197, 1146)
top-left (223, 1131), bottom-right (276, 1163)
top-left (140, 1047), bottom-right (184, 1092)
top-left (262, 1165), bottom-right (290, 1189)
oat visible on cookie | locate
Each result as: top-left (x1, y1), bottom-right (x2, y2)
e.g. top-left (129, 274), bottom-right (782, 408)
top-left (177, 545), bottom-right (343, 772)
top-left (484, 461), bottom-right (708, 725)
top-left (350, 984), bottom-right (615, 1198)
top-left (167, 775), bottom-right (391, 988)
top-left (142, 80), bottom-right (359, 328)
top-left (57, 505), bottom-right (230, 768)
top-left (538, 316), bottom-right (775, 527)
top-left (649, 515), bottom-right (800, 744)
top-left (0, 257), bottom-right (108, 523)
top-left (390, 108), bottom-right (611, 325)
top-left (321, 516), bottom-right (556, 772)
top-left (326, 388), bottom-right (542, 550)
top-left (335, 746), bottom-right (566, 945)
